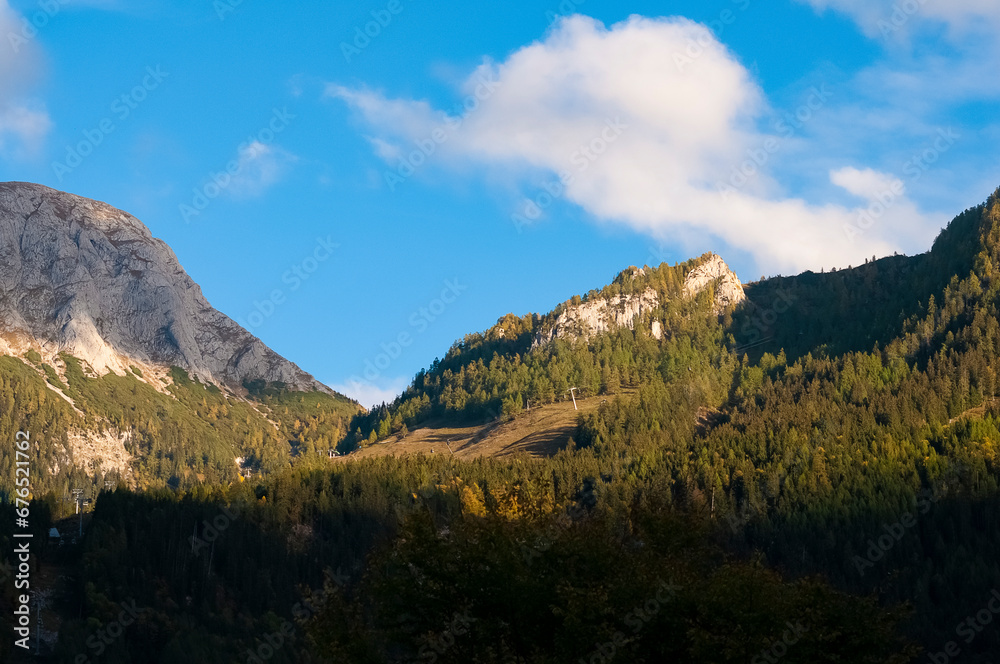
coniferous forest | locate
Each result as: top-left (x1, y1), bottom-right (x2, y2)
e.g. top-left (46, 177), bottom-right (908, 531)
top-left (4, 192), bottom-right (1000, 662)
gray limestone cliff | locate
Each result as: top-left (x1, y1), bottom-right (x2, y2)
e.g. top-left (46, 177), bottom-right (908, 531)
top-left (0, 182), bottom-right (331, 393)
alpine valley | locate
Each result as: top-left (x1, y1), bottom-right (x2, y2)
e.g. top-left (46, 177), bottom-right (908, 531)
top-left (3, 182), bottom-right (1000, 662)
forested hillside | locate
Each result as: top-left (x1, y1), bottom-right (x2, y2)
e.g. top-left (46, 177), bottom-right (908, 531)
top-left (4, 191), bottom-right (1000, 662)
top-left (730, 200), bottom-right (986, 363)
top-left (350, 199), bottom-right (993, 454)
top-left (0, 354), bottom-right (359, 507)
top-left (345, 254), bottom-right (737, 450)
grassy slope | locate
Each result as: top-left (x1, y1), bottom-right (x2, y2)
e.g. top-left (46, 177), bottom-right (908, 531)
top-left (342, 392), bottom-right (614, 461)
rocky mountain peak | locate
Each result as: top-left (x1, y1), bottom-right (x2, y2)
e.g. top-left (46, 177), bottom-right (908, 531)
top-left (0, 182), bottom-right (332, 394)
top-left (683, 253), bottom-right (747, 313)
top-left (533, 253), bottom-right (746, 347)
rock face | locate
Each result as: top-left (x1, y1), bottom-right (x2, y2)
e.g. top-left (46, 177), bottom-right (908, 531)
top-left (683, 253), bottom-right (746, 313)
top-left (534, 254), bottom-right (745, 346)
top-left (0, 182), bottom-right (331, 393)
top-left (534, 288), bottom-right (660, 347)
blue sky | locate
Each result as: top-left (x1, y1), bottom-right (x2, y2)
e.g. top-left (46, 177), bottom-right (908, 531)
top-left (1, 0), bottom-right (999, 407)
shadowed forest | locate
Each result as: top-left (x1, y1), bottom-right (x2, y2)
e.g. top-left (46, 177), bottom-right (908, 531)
top-left (3, 193), bottom-right (1000, 662)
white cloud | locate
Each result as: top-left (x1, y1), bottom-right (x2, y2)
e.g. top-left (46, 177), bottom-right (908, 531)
top-left (331, 376), bottom-right (409, 410)
top-left (830, 167), bottom-right (904, 200)
top-left (369, 136), bottom-right (403, 162)
top-left (0, 103), bottom-right (52, 154)
top-left (226, 141), bottom-right (297, 198)
top-left (0, 0), bottom-right (52, 157)
top-left (799, 0), bottom-right (1000, 39)
top-left (331, 15), bottom-right (945, 273)
top-left (0, 0), bottom-right (130, 159)
top-left (0, 1), bottom-right (44, 88)
top-left (791, 0), bottom-right (1000, 214)
top-left (829, 166), bottom-right (936, 244)
top-left (327, 84), bottom-right (443, 141)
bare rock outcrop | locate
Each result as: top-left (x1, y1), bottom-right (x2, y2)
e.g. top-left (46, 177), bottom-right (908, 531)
top-left (683, 253), bottom-right (747, 313)
top-left (0, 182), bottom-right (331, 393)
top-left (534, 254), bottom-right (745, 346)
top-left (534, 288), bottom-right (660, 347)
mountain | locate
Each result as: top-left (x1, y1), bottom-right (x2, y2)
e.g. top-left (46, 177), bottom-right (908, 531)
top-left (0, 182), bottom-right (359, 495)
top-left (345, 251), bottom-right (747, 449)
top-left (532, 255), bottom-right (746, 348)
top-left (6, 188), bottom-right (1000, 662)
top-left (0, 181), bottom-right (328, 393)
top-left (325, 189), bottom-right (1000, 661)
top-left (728, 200), bottom-right (986, 364)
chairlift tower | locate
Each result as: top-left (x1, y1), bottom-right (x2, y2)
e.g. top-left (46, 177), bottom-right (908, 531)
top-left (567, 387), bottom-right (579, 411)
top-left (71, 489), bottom-right (84, 538)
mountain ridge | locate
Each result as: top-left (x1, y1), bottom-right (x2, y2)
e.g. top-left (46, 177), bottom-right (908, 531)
top-left (531, 253), bottom-right (746, 348)
top-left (0, 181), bottom-right (335, 395)
top-left (343, 190), bottom-right (1000, 453)
top-left (344, 251), bottom-right (748, 449)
